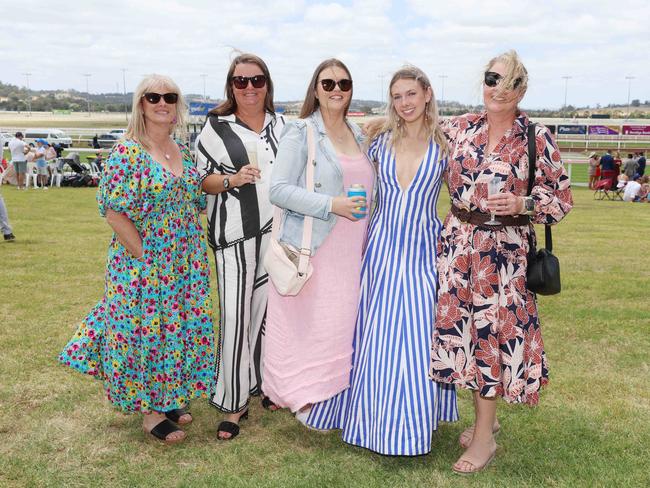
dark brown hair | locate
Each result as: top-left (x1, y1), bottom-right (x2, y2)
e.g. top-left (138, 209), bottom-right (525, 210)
top-left (210, 53), bottom-right (275, 116)
top-left (299, 58), bottom-right (352, 119)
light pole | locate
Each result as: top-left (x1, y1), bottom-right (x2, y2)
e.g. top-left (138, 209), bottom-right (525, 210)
top-left (625, 75), bottom-right (635, 119)
top-left (83, 73), bottom-right (92, 116)
top-left (200, 73), bottom-right (208, 102)
top-left (22, 72), bottom-right (32, 116)
top-left (121, 68), bottom-right (128, 121)
top-left (561, 75), bottom-right (571, 114)
top-left (438, 74), bottom-right (448, 115)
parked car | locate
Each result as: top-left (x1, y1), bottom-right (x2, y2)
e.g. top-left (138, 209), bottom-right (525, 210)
top-left (1, 132), bottom-right (12, 147)
top-left (108, 128), bottom-right (126, 137)
top-left (24, 129), bottom-right (73, 148)
top-left (97, 133), bottom-right (120, 149)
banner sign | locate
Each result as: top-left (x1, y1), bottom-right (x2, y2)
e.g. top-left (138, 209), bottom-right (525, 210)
top-left (189, 101), bottom-right (215, 116)
top-left (588, 125), bottom-right (619, 135)
top-left (622, 125), bottom-right (650, 135)
top-left (558, 125), bottom-right (586, 135)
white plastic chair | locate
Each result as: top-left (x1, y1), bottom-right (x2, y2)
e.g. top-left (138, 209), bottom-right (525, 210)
top-left (25, 162), bottom-right (39, 188)
top-left (49, 162), bottom-right (63, 187)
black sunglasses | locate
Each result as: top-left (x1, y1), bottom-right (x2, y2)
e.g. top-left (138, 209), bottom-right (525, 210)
top-left (484, 71), bottom-right (522, 89)
top-left (319, 78), bottom-right (353, 92)
top-left (142, 92), bottom-right (179, 104)
top-left (231, 75), bottom-right (267, 89)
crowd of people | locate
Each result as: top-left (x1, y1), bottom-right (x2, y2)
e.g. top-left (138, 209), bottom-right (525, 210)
top-left (56, 49), bottom-right (573, 474)
top-left (589, 148), bottom-right (648, 201)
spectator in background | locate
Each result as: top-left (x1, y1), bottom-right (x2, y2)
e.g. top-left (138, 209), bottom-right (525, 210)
top-left (637, 151), bottom-right (646, 176)
top-left (93, 150), bottom-right (104, 172)
top-left (623, 175), bottom-right (648, 202)
top-left (588, 152), bottom-right (600, 189)
top-left (92, 134), bottom-right (100, 149)
top-left (34, 139), bottom-right (49, 189)
top-left (8, 132), bottom-right (26, 190)
top-left (0, 191), bottom-right (15, 241)
top-left (600, 149), bottom-right (615, 172)
top-left (622, 153), bottom-right (638, 179)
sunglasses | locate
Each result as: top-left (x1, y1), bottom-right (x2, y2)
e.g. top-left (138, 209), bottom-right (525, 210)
top-left (484, 72), bottom-right (522, 89)
top-left (142, 92), bottom-right (179, 104)
top-left (231, 75), bottom-right (267, 89)
top-left (319, 78), bottom-right (353, 92)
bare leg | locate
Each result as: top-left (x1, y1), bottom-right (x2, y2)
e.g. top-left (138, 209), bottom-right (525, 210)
top-left (453, 391), bottom-right (498, 474)
top-left (458, 392), bottom-right (499, 448)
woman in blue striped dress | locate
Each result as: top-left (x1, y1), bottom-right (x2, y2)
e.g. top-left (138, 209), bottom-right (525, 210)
top-left (306, 66), bottom-right (458, 455)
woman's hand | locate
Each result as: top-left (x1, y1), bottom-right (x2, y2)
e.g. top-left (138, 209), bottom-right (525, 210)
top-left (231, 164), bottom-right (261, 187)
top-left (487, 192), bottom-right (524, 215)
top-left (331, 196), bottom-right (367, 221)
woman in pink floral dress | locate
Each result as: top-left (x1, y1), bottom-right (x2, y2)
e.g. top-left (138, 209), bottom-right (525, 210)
top-left (429, 50), bottom-right (572, 473)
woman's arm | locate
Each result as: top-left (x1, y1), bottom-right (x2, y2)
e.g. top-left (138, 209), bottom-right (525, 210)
top-left (201, 165), bottom-right (259, 194)
top-left (105, 209), bottom-right (143, 258)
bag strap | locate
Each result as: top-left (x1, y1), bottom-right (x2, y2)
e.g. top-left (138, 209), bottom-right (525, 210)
top-left (527, 122), bottom-right (552, 252)
top-left (270, 121), bottom-right (316, 275)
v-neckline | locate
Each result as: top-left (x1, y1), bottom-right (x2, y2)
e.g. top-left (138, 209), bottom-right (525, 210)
top-left (150, 142), bottom-right (184, 178)
top-left (393, 143), bottom-right (430, 193)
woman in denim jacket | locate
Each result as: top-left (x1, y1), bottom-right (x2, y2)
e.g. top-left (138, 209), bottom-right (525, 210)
top-left (263, 59), bottom-right (375, 421)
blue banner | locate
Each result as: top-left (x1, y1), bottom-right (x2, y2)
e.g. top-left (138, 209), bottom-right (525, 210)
top-left (558, 125), bottom-right (587, 135)
top-left (189, 101), bottom-right (215, 116)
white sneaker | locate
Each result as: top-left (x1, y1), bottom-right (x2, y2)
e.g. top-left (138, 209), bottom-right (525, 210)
top-left (42, 186), bottom-right (49, 190)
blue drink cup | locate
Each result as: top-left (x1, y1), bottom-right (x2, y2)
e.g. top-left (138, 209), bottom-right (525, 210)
top-left (348, 184), bottom-right (367, 219)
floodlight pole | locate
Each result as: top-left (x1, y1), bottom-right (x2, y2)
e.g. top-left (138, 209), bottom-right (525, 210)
top-left (22, 72), bottom-right (32, 116)
top-left (83, 73), bottom-right (92, 117)
top-left (122, 68), bottom-right (128, 121)
top-left (200, 73), bottom-right (208, 102)
top-left (439, 74), bottom-right (448, 115)
top-left (561, 76), bottom-right (571, 114)
top-left (625, 76), bottom-right (635, 120)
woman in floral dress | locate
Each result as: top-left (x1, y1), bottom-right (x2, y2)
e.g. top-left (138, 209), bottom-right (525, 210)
top-left (429, 51), bottom-right (573, 473)
top-left (59, 74), bottom-right (215, 444)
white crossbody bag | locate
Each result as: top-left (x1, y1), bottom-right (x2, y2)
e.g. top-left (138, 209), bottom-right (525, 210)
top-left (264, 122), bottom-right (316, 296)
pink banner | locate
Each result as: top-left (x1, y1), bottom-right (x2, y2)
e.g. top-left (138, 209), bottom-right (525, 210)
top-left (622, 125), bottom-right (650, 135)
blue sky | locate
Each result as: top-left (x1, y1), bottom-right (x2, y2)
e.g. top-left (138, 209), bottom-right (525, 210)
top-left (2, 0), bottom-right (649, 109)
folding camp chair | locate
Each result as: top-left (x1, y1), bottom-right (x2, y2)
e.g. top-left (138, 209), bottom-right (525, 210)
top-left (593, 170), bottom-right (617, 200)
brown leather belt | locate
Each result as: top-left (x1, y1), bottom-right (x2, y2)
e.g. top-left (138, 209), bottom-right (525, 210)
top-left (451, 204), bottom-right (529, 230)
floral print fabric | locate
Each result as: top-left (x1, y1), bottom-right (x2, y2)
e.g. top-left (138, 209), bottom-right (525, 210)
top-left (429, 112), bottom-right (572, 405)
top-left (59, 140), bottom-right (215, 413)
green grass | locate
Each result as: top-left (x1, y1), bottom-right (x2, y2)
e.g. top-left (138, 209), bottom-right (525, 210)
top-left (0, 187), bottom-right (649, 487)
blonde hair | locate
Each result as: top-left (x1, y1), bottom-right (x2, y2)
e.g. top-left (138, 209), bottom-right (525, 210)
top-left (368, 65), bottom-right (447, 155)
top-left (484, 49), bottom-right (529, 98)
top-left (125, 74), bottom-right (187, 150)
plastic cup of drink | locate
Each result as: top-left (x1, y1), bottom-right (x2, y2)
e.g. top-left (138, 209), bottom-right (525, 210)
top-left (244, 140), bottom-right (259, 183)
top-left (348, 184), bottom-right (367, 219)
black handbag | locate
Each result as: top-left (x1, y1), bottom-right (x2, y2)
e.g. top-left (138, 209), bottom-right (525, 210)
top-left (526, 124), bottom-right (561, 295)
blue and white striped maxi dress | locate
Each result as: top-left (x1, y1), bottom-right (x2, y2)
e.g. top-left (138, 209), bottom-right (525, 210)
top-left (307, 132), bottom-right (458, 456)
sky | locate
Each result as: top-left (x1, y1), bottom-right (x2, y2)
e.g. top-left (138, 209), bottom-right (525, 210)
top-left (2, 0), bottom-right (649, 109)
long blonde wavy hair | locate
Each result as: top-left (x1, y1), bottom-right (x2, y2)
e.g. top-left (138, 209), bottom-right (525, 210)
top-left (125, 74), bottom-right (188, 151)
top-left (368, 65), bottom-right (447, 155)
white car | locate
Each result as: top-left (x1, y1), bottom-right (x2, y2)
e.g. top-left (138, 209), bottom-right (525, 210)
top-left (108, 129), bottom-right (126, 137)
top-left (24, 129), bottom-right (73, 148)
top-left (1, 132), bottom-right (12, 147)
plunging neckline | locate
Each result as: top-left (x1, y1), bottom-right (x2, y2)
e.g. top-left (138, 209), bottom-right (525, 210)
top-left (393, 144), bottom-right (430, 193)
top-left (150, 143), bottom-right (184, 178)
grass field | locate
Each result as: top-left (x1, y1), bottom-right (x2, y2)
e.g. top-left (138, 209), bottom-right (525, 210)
top-left (0, 186), bottom-right (649, 487)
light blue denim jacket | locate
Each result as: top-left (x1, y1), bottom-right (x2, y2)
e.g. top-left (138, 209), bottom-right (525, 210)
top-left (269, 109), bottom-right (372, 254)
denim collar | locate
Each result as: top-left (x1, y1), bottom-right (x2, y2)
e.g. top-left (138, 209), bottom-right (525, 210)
top-left (309, 109), bottom-right (365, 146)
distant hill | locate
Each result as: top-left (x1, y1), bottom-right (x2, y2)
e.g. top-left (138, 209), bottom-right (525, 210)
top-left (1, 80), bottom-right (649, 118)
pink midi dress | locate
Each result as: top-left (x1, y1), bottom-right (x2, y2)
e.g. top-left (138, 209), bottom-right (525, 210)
top-left (263, 152), bottom-right (374, 412)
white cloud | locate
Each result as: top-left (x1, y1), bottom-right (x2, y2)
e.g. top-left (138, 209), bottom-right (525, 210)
top-left (1, 0), bottom-right (648, 108)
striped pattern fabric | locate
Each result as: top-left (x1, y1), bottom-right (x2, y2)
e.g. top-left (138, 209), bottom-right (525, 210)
top-left (307, 132), bottom-right (458, 455)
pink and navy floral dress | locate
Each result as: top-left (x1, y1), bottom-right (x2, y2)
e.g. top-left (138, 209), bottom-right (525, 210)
top-left (429, 112), bottom-right (572, 405)
top-left (59, 140), bottom-right (215, 413)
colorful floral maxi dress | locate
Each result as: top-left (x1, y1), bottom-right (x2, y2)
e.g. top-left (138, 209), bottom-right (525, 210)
top-left (59, 140), bottom-right (215, 413)
top-left (429, 112), bottom-right (572, 405)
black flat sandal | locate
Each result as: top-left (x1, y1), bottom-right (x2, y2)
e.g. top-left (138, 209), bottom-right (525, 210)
top-left (145, 419), bottom-right (185, 444)
top-left (216, 410), bottom-right (248, 441)
top-left (165, 407), bottom-right (192, 425)
top-left (261, 396), bottom-right (280, 411)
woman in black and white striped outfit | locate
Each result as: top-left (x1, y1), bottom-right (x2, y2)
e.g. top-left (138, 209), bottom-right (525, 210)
top-left (196, 53), bottom-right (285, 440)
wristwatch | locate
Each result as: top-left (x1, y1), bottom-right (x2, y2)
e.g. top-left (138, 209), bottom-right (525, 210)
top-left (223, 177), bottom-right (230, 190)
top-left (522, 196), bottom-right (535, 215)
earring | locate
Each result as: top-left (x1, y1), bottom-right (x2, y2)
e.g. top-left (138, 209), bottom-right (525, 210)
top-left (172, 116), bottom-right (177, 124)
